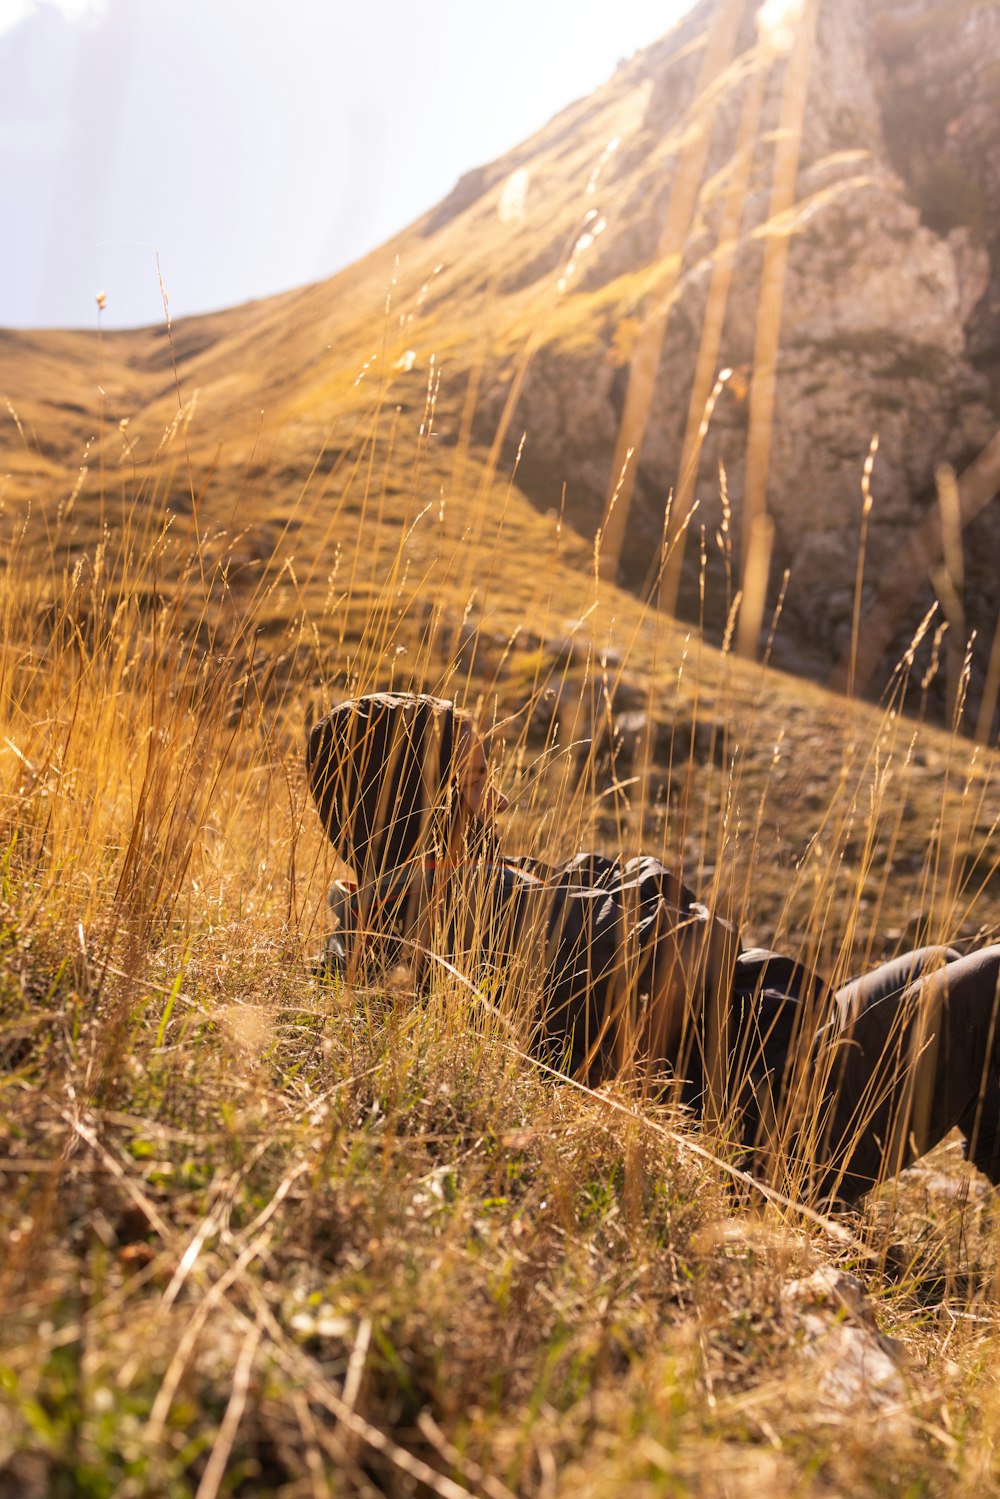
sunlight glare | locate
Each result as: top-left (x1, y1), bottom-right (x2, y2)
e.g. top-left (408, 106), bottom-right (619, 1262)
top-left (499, 169), bottom-right (530, 225)
top-left (756, 0), bottom-right (803, 54)
top-left (0, 0), bottom-right (34, 32)
top-left (0, 0), bottom-right (108, 33)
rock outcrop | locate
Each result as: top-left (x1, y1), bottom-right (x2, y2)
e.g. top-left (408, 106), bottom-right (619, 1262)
top-left (471, 0), bottom-right (1000, 727)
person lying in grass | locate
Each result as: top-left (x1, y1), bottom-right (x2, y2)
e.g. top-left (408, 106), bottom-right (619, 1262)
top-left (306, 691), bottom-right (1000, 1208)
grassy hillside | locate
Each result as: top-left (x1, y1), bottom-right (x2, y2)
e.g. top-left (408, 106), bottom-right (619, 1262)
top-left (2, 2), bottom-right (1000, 1480)
top-left (2, 308), bottom-right (1000, 1495)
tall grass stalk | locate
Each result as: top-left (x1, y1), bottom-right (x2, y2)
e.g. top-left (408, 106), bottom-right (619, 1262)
top-left (2, 281), bottom-right (1000, 1499)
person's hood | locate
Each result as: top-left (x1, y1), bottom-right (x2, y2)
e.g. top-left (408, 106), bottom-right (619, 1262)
top-left (306, 692), bottom-right (458, 881)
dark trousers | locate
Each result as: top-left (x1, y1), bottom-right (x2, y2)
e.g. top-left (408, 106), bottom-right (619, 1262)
top-left (811, 946), bottom-right (1000, 1202)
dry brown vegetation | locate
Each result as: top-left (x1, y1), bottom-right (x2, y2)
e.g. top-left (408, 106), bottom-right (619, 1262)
top-left (2, 2), bottom-right (1000, 1483)
top-left (1, 297), bottom-right (1000, 1497)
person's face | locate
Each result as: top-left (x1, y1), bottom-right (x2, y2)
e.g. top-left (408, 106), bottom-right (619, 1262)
top-left (457, 727), bottom-right (509, 822)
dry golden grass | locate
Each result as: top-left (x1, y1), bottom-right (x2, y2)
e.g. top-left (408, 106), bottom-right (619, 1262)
top-left (2, 3), bottom-right (1000, 1480)
top-left (1, 307), bottom-right (1000, 1497)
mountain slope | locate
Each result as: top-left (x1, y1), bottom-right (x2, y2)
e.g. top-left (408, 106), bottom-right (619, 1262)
top-left (2, 0), bottom-right (999, 734)
top-left (5, 13), bottom-right (1000, 1490)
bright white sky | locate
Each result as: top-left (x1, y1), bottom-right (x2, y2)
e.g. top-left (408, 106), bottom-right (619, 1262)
top-left (0, 0), bottom-right (697, 330)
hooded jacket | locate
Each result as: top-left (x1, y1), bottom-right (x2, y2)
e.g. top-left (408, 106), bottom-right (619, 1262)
top-left (307, 692), bottom-right (458, 884)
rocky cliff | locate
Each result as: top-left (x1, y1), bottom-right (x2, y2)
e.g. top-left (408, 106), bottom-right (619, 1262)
top-left (464, 0), bottom-right (1000, 727)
